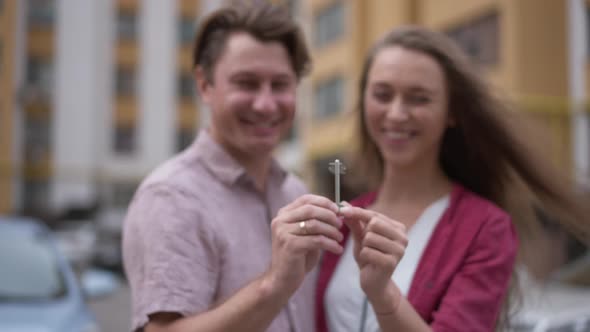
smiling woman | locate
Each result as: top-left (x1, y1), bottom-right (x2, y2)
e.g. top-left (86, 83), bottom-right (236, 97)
top-left (316, 26), bottom-right (590, 332)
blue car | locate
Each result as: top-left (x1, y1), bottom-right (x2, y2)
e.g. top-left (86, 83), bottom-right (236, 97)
top-left (0, 217), bottom-right (101, 332)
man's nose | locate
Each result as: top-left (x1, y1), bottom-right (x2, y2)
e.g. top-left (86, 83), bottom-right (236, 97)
top-left (253, 85), bottom-right (278, 113)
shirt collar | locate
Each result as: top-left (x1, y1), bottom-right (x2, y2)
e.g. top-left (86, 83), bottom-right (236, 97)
top-left (193, 130), bottom-right (288, 187)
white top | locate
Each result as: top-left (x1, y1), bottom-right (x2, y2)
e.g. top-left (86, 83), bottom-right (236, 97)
top-left (325, 195), bottom-right (450, 332)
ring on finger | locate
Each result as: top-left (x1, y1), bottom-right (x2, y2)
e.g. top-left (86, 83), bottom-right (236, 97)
top-left (299, 220), bottom-right (309, 235)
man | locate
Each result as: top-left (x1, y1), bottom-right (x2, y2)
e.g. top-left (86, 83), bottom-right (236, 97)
top-left (122, 2), bottom-right (343, 331)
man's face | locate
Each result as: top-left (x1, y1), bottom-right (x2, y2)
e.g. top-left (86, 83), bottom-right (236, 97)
top-left (198, 32), bottom-right (297, 159)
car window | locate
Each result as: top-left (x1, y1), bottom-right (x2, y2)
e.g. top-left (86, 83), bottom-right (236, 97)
top-left (0, 229), bottom-right (67, 301)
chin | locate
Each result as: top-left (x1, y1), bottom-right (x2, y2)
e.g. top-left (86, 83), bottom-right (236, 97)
top-left (382, 153), bottom-right (416, 168)
top-left (244, 138), bottom-right (280, 154)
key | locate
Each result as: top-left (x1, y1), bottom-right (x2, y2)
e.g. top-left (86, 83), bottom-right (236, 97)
top-left (328, 159), bottom-right (346, 209)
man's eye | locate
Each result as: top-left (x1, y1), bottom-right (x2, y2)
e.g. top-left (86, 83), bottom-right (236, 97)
top-left (272, 81), bottom-right (290, 92)
top-left (236, 80), bottom-right (258, 90)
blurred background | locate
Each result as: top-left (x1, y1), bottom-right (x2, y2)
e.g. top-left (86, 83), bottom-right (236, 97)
top-left (0, 0), bottom-right (589, 331)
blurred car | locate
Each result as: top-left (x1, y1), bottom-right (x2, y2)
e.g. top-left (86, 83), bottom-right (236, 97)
top-left (0, 216), bottom-right (102, 332)
top-left (509, 267), bottom-right (590, 332)
top-left (93, 209), bottom-right (125, 271)
top-left (54, 221), bottom-right (97, 273)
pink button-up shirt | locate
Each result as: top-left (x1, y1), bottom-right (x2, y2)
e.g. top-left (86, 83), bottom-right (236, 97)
top-left (123, 131), bottom-right (314, 332)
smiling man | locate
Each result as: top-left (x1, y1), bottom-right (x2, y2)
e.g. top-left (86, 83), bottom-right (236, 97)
top-left (122, 2), bottom-right (344, 332)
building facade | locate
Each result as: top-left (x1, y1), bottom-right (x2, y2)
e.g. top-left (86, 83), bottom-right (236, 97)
top-left (302, 0), bottom-right (590, 196)
top-left (0, 0), bottom-right (201, 218)
top-left (1, 0), bottom-right (588, 217)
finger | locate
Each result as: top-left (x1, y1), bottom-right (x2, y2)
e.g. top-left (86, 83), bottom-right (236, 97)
top-left (292, 219), bottom-right (343, 243)
top-left (338, 206), bottom-right (377, 224)
top-left (290, 235), bottom-right (344, 255)
top-left (358, 246), bottom-right (399, 271)
top-left (278, 194), bottom-right (339, 214)
top-left (343, 216), bottom-right (365, 245)
top-left (365, 216), bottom-right (408, 247)
top-left (362, 231), bottom-right (406, 257)
top-left (277, 204), bottom-right (342, 229)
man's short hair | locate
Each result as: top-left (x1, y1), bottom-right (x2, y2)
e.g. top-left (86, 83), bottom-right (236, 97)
top-left (193, 0), bottom-right (312, 82)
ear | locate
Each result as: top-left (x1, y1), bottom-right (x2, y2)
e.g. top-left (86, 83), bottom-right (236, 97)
top-left (195, 66), bottom-right (212, 104)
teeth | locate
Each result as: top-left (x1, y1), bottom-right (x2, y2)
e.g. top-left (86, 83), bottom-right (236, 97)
top-left (250, 121), bottom-right (276, 128)
top-left (384, 131), bottom-right (411, 139)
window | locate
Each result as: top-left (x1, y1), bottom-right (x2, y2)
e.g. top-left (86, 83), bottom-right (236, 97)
top-left (28, 0), bottom-right (55, 28)
top-left (178, 16), bottom-right (196, 45)
top-left (178, 72), bottom-right (195, 99)
top-left (116, 67), bottom-right (135, 96)
top-left (314, 76), bottom-right (344, 119)
top-left (26, 57), bottom-right (53, 99)
top-left (24, 116), bottom-right (50, 163)
top-left (117, 10), bottom-right (137, 41)
top-left (113, 125), bottom-right (136, 154)
top-left (176, 128), bottom-right (195, 152)
top-left (447, 12), bottom-right (500, 66)
top-left (314, 1), bottom-right (345, 47)
top-left (111, 182), bottom-right (137, 207)
top-left (22, 180), bottom-right (49, 215)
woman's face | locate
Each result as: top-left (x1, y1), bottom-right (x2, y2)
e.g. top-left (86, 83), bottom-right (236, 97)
top-left (363, 46), bottom-right (452, 171)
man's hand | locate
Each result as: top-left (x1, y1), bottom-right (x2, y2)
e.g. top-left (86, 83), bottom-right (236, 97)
top-left (266, 194), bottom-right (343, 294)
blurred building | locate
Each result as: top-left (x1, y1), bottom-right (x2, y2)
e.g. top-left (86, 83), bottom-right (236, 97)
top-left (302, 0), bottom-right (590, 197)
top-left (1, 0), bottom-right (589, 219)
top-left (0, 0), bottom-right (201, 218)
top-left (0, 0), bottom-right (18, 215)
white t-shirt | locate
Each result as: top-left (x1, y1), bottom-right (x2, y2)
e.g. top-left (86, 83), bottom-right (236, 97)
top-left (325, 195), bottom-right (450, 332)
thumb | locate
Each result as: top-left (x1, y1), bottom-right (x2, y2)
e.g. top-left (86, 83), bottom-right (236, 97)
top-left (342, 212), bottom-right (365, 245)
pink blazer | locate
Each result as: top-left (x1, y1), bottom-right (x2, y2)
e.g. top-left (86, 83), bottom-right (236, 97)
top-left (316, 184), bottom-right (518, 332)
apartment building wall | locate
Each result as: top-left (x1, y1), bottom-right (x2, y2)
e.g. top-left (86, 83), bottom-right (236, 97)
top-left (52, 0), bottom-right (113, 212)
top-left (1, 0), bottom-right (202, 217)
top-left (303, 0), bottom-right (586, 194)
top-left (0, 0), bottom-right (18, 214)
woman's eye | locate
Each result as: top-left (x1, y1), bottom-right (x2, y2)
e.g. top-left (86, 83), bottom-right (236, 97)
top-left (407, 95), bottom-right (430, 104)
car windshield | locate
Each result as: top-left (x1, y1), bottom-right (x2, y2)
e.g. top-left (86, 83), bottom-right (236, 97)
top-left (0, 229), bottom-right (67, 301)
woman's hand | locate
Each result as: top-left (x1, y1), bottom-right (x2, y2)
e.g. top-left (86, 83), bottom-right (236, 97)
top-left (338, 203), bottom-right (408, 312)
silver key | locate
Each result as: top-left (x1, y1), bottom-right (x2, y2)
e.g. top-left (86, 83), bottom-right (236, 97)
top-left (328, 159), bottom-right (346, 208)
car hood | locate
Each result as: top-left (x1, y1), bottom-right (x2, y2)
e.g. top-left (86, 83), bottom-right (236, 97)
top-left (0, 297), bottom-right (89, 332)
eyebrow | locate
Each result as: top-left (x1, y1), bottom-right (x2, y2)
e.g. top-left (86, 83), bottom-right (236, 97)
top-left (371, 82), bottom-right (436, 95)
top-left (229, 71), bottom-right (294, 81)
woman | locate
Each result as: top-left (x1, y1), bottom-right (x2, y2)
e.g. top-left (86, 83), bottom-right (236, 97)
top-left (316, 26), bottom-right (589, 332)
